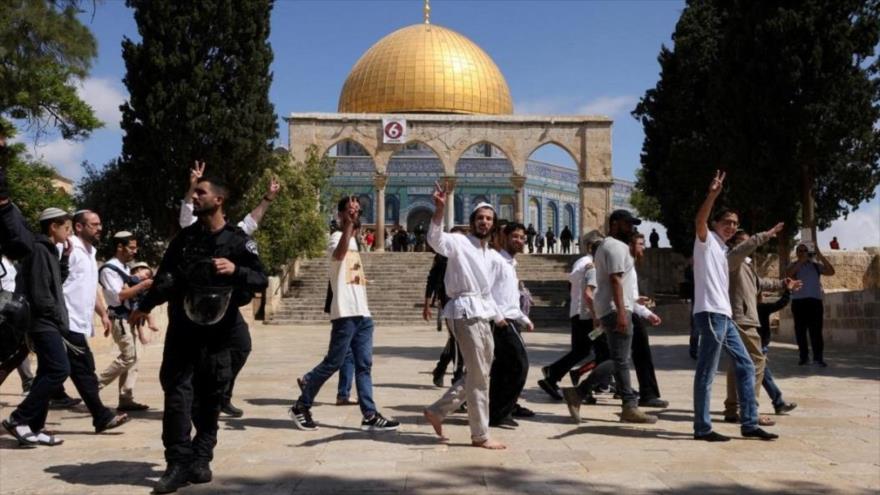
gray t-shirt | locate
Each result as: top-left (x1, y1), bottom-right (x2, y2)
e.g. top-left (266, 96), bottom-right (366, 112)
top-left (579, 266), bottom-right (598, 320)
top-left (593, 236), bottom-right (636, 318)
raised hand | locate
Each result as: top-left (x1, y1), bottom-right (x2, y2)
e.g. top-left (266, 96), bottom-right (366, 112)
top-left (765, 222), bottom-right (784, 238)
top-left (340, 196), bottom-right (360, 229)
top-left (432, 180), bottom-right (450, 209)
top-left (708, 169), bottom-right (726, 195)
top-left (783, 277), bottom-right (803, 292)
top-left (190, 161), bottom-right (206, 188)
top-left (266, 176), bottom-right (281, 200)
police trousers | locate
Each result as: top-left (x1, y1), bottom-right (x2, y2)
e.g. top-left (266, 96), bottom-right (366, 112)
top-left (160, 323), bottom-right (233, 465)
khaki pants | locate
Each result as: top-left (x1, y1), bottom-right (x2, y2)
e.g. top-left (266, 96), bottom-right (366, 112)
top-left (724, 324), bottom-right (765, 416)
top-left (426, 317), bottom-right (494, 443)
top-left (98, 318), bottom-right (139, 404)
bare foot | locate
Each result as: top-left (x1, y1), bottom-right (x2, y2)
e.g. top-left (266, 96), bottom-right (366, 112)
top-left (423, 409), bottom-right (447, 440)
top-left (472, 438), bottom-right (507, 450)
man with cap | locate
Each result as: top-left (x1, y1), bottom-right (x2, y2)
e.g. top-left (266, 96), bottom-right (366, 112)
top-left (538, 230), bottom-right (605, 401)
top-left (97, 230), bottom-right (153, 411)
top-left (568, 209), bottom-right (657, 424)
top-left (423, 185), bottom-right (507, 450)
top-left (60, 210), bottom-right (130, 432)
top-left (130, 176), bottom-right (268, 493)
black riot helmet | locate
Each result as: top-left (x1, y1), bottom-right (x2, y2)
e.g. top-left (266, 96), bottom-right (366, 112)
top-left (0, 290), bottom-right (30, 364)
top-left (182, 259), bottom-right (233, 326)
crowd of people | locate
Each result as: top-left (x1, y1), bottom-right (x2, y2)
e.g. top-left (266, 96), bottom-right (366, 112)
top-left (0, 165), bottom-right (836, 491)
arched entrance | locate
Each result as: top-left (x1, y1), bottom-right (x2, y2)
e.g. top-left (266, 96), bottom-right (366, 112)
top-left (407, 206), bottom-right (433, 251)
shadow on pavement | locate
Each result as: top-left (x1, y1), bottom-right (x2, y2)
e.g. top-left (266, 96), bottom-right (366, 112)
top-left (44, 460), bottom-right (162, 488)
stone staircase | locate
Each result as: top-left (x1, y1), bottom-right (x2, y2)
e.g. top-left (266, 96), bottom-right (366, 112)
top-left (266, 252), bottom-right (581, 326)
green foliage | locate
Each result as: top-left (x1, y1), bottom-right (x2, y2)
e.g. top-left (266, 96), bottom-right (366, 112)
top-left (0, 0), bottom-right (101, 143)
top-left (76, 158), bottom-right (165, 262)
top-left (630, 169), bottom-right (661, 221)
top-left (119, 0), bottom-right (277, 237)
top-left (633, 0), bottom-right (880, 255)
top-left (242, 147), bottom-right (332, 275)
top-left (4, 142), bottom-right (75, 229)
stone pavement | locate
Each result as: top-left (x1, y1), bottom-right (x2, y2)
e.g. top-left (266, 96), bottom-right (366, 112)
top-left (1, 322), bottom-right (878, 494)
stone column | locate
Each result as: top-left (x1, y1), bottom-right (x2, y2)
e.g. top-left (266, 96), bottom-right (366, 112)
top-left (510, 175), bottom-right (526, 224)
top-left (442, 176), bottom-right (457, 230)
top-left (578, 180), bottom-right (613, 237)
top-left (374, 174), bottom-right (388, 252)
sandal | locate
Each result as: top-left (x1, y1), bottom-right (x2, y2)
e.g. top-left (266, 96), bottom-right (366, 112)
top-left (2, 419), bottom-right (38, 446)
top-left (36, 431), bottom-right (64, 446)
top-left (95, 412), bottom-right (130, 433)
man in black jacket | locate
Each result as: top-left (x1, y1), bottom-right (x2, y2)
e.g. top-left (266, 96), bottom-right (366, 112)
top-left (130, 176), bottom-right (268, 493)
top-left (2, 208), bottom-right (72, 446)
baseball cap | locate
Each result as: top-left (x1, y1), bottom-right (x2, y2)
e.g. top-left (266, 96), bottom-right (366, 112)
top-left (609, 209), bottom-right (641, 225)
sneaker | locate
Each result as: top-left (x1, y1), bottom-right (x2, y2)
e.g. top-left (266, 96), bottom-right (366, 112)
top-left (742, 427), bottom-right (779, 440)
top-left (638, 397), bottom-right (669, 408)
top-left (561, 387), bottom-right (582, 423)
top-left (154, 464), bottom-right (191, 494)
top-left (723, 414), bottom-right (739, 423)
top-left (188, 461), bottom-right (212, 484)
top-left (511, 404), bottom-right (535, 418)
top-left (117, 401), bottom-right (150, 412)
top-left (774, 402), bottom-right (798, 415)
top-left (538, 379), bottom-right (563, 400)
top-left (490, 416), bottom-right (519, 427)
top-left (620, 406), bottom-right (657, 424)
top-left (694, 431), bottom-right (730, 442)
top-left (220, 402), bottom-right (244, 417)
top-left (361, 413), bottom-right (399, 431)
top-left (568, 370), bottom-right (581, 387)
top-left (541, 366), bottom-right (551, 380)
top-left (288, 403), bottom-right (317, 431)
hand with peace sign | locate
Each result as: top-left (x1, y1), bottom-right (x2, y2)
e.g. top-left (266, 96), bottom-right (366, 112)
top-left (431, 180), bottom-right (451, 224)
top-left (707, 169), bottom-right (726, 196)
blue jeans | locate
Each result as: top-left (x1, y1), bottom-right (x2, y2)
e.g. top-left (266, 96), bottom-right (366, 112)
top-left (761, 346), bottom-right (785, 408)
top-left (298, 317), bottom-right (376, 417)
top-left (337, 349), bottom-right (354, 400)
top-left (693, 312), bottom-right (758, 435)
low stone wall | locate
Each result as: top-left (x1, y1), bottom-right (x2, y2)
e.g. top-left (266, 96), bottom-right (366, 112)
top-left (777, 289), bottom-right (880, 350)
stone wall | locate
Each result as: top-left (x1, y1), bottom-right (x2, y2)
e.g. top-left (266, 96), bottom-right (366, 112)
top-left (777, 289), bottom-right (880, 350)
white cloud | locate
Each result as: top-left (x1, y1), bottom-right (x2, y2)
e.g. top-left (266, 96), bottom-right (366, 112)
top-left (817, 202), bottom-right (880, 251)
top-left (28, 138), bottom-right (86, 181)
top-left (76, 77), bottom-right (127, 130)
top-left (515, 94), bottom-right (638, 118)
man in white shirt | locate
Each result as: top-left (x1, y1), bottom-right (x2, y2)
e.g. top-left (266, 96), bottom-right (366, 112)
top-left (289, 196), bottom-right (399, 432)
top-left (97, 231), bottom-right (154, 411)
top-left (62, 210), bottom-right (130, 432)
top-left (488, 222), bottom-right (533, 427)
top-left (423, 182), bottom-right (506, 450)
top-left (692, 171), bottom-right (777, 442)
top-left (537, 230), bottom-right (604, 400)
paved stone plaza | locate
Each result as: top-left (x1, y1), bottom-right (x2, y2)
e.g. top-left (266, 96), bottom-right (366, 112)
top-left (1, 322), bottom-right (878, 494)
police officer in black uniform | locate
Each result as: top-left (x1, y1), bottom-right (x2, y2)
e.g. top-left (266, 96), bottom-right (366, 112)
top-left (130, 176), bottom-right (267, 494)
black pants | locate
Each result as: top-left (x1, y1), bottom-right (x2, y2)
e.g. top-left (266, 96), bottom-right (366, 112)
top-left (65, 332), bottom-right (116, 428)
top-left (160, 323), bottom-right (233, 465)
top-left (489, 321), bottom-right (529, 425)
top-left (545, 316), bottom-right (593, 384)
top-left (0, 343), bottom-right (30, 388)
top-left (10, 331), bottom-right (69, 432)
top-left (434, 322), bottom-right (464, 383)
top-left (221, 321), bottom-right (251, 407)
top-left (792, 298), bottom-right (824, 363)
top-left (631, 315), bottom-right (661, 401)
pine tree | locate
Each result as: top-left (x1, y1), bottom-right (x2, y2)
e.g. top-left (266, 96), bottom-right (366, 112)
top-left (119, 0), bottom-right (277, 236)
top-left (632, 0), bottom-right (880, 256)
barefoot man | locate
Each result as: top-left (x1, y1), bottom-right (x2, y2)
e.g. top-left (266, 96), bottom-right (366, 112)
top-left (423, 181), bottom-right (507, 450)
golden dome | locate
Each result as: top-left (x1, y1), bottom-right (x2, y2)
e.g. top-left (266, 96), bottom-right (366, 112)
top-left (338, 24), bottom-right (513, 115)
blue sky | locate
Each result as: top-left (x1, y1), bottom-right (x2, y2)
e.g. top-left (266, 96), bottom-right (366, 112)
top-left (20, 0), bottom-right (879, 248)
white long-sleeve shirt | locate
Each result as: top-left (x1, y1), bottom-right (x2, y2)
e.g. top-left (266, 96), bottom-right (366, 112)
top-left (427, 219), bottom-right (502, 321)
top-left (632, 269), bottom-right (655, 320)
top-left (179, 200), bottom-right (258, 235)
top-left (491, 249), bottom-right (532, 327)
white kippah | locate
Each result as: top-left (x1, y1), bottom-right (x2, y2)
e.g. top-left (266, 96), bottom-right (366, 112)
top-left (113, 231), bottom-right (134, 239)
top-left (472, 202), bottom-right (495, 213)
top-left (38, 207), bottom-right (69, 222)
